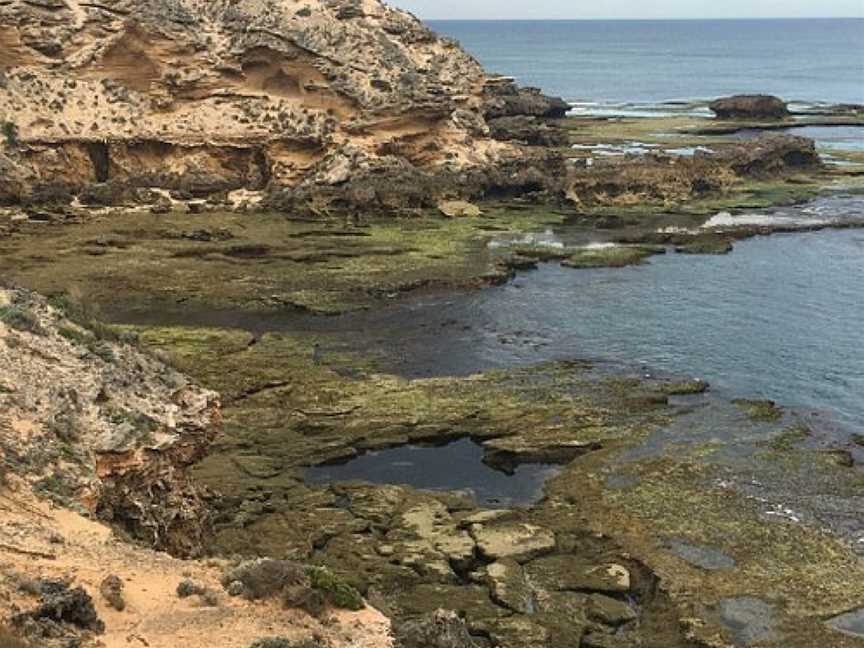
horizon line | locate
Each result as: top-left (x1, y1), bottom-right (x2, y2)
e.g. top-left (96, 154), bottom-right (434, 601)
top-left (423, 16), bottom-right (864, 22)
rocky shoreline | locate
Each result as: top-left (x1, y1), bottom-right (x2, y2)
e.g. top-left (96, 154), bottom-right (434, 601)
top-left (1, 2), bottom-right (864, 647)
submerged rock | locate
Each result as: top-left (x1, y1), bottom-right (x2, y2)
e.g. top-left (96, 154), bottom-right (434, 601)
top-left (709, 95), bottom-right (790, 120)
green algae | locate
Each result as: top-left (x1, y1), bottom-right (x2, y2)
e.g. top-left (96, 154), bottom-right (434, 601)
top-left (0, 207), bottom-right (568, 315)
top-left (733, 398), bottom-right (784, 422)
top-left (561, 245), bottom-right (665, 268)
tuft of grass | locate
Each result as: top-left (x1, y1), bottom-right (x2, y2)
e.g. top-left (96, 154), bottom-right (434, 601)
top-left (0, 305), bottom-right (45, 335)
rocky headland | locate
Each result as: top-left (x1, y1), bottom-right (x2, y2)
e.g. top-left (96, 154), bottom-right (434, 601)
top-left (1, 2), bottom-right (864, 648)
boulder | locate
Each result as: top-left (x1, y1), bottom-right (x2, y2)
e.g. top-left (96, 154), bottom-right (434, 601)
top-left (709, 95), bottom-right (789, 120)
top-left (484, 80), bottom-right (570, 120)
top-left (485, 559), bottom-right (535, 614)
top-left (469, 521), bottom-right (556, 563)
top-left (438, 200), bottom-right (482, 218)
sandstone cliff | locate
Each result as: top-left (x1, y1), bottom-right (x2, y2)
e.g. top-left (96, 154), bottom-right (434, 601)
top-left (0, 0), bottom-right (567, 208)
top-left (0, 286), bottom-right (220, 557)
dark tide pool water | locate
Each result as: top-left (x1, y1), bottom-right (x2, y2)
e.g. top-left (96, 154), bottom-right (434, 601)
top-left (305, 438), bottom-right (558, 507)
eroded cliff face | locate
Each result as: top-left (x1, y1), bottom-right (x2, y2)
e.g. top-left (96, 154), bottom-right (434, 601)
top-left (0, 0), bottom-right (565, 207)
top-left (0, 286), bottom-right (220, 557)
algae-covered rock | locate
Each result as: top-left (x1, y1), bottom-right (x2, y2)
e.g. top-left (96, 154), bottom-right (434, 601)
top-left (394, 609), bottom-right (479, 648)
top-left (486, 559), bottom-right (535, 614)
top-left (439, 201), bottom-right (483, 218)
top-left (525, 556), bottom-right (631, 594)
top-left (561, 245), bottom-right (665, 269)
top-left (587, 594), bottom-right (637, 626)
top-left (733, 399), bottom-right (783, 422)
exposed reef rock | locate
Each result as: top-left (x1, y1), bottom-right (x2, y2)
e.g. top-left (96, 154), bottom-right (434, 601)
top-left (0, 0), bottom-right (567, 209)
top-left (709, 94), bottom-right (790, 119)
top-left (0, 285), bottom-right (220, 557)
top-left (567, 134), bottom-right (823, 207)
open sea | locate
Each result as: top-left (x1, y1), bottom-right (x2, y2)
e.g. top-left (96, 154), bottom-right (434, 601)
top-left (429, 19), bottom-right (864, 115)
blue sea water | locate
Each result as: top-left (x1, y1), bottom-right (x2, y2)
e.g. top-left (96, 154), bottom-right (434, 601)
top-left (429, 19), bottom-right (864, 112)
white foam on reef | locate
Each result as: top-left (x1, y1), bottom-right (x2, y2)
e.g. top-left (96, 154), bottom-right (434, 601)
top-left (665, 145), bottom-right (713, 156)
top-left (571, 142), bottom-right (658, 156)
top-left (488, 229), bottom-right (565, 250)
top-left (582, 242), bottom-right (618, 249)
top-left (702, 211), bottom-right (831, 229)
top-left (568, 99), bottom-right (712, 118)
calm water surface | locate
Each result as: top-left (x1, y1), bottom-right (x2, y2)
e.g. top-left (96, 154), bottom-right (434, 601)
top-left (328, 218), bottom-right (864, 432)
top-left (429, 19), bottom-right (864, 110)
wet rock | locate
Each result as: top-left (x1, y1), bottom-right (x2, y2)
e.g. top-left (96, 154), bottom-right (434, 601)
top-left (394, 609), bottom-right (479, 648)
top-left (664, 538), bottom-right (735, 571)
top-left (561, 245), bottom-right (665, 269)
top-left (587, 594), bottom-right (637, 626)
top-left (470, 521), bottom-right (556, 563)
top-left (709, 95), bottom-right (790, 120)
top-left (98, 575), bottom-right (125, 611)
top-left (826, 607), bottom-right (864, 638)
top-left (733, 399), bottom-right (783, 422)
top-left (485, 559), bottom-right (535, 614)
top-left (482, 432), bottom-right (600, 473)
top-left (717, 596), bottom-right (777, 646)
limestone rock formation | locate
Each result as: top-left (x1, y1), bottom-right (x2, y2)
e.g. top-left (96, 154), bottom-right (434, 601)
top-left (0, 285), bottom-right (220, 557)
top-left (709, 94), bottom-right (790, 119)
top-left (0, 0), bottom-right (568, 208)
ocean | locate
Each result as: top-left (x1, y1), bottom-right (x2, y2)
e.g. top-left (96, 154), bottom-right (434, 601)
top-left (428, 19), bottom-right (864, 115)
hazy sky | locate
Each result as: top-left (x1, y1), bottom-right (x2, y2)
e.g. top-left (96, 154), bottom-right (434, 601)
top-left (390, 0), bottom-right (864, 20)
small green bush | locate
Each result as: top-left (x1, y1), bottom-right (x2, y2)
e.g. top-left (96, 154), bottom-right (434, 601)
top-left (1, 121), bottom-right (18, 148)
top-left (306, 566), bottom-right (364, 611)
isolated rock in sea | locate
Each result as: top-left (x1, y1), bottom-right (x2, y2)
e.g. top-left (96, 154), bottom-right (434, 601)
top-left (709, 94), bottom-right (790, 119)
top-left (0, 0), bottom-right (568, 209)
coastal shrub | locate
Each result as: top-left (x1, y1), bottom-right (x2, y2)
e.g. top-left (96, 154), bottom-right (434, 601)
top-left (1, 121), bottom-right (18, 148)
top-left (47, 291), bottom-right (127, 345)
top-left (0, 306), bottom-right (45, 335)
top-left (306, 566), bottom-right (364, 611)
top-left (221, 559), bottom-right (307, 600)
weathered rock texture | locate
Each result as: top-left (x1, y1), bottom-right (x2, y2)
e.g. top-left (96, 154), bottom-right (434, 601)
top-left (0, 0), bottom-right (567, 209)
top-left (0, 286), bottom-right (220, 557)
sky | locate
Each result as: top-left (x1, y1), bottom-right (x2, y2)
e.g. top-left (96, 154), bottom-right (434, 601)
top-left (389, 0), bottom-right (864, 20)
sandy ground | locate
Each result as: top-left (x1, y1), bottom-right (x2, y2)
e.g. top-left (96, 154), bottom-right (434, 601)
top-left (0, 475), bottom-right (393, 648)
